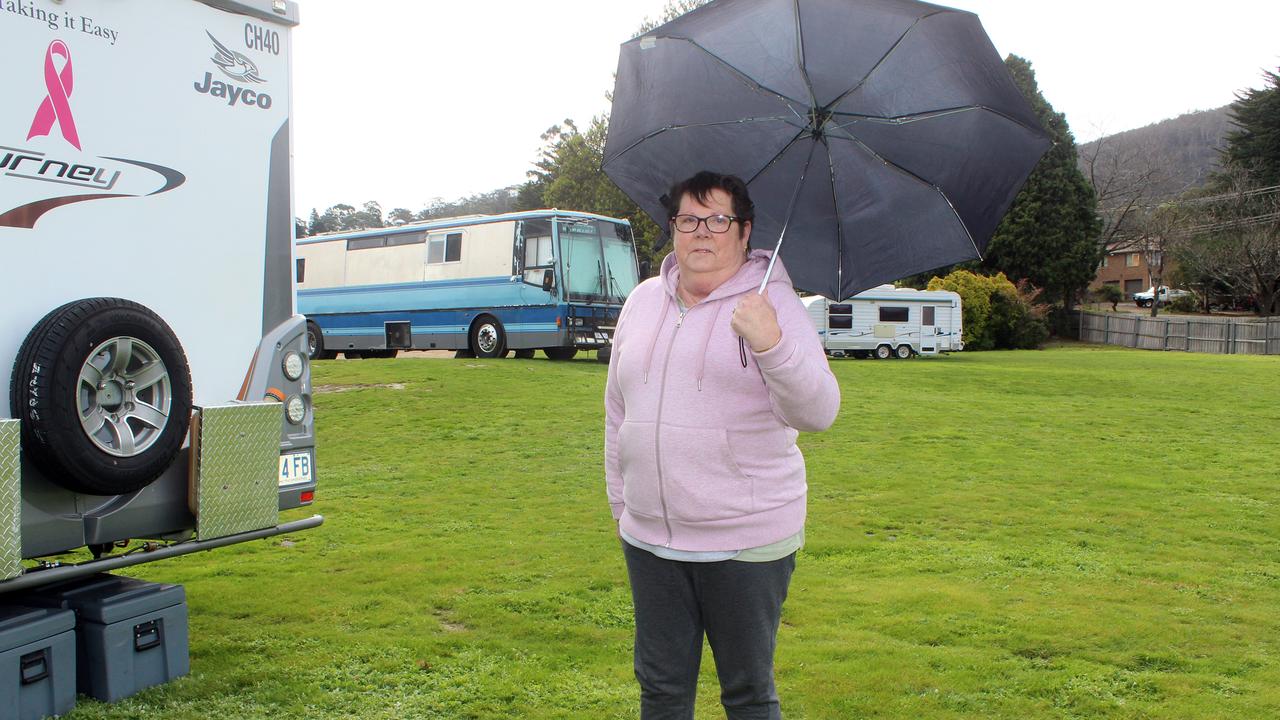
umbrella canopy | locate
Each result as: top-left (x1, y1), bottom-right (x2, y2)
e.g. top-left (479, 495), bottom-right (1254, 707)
top-left (602, 0), bottom-right (1051, 301)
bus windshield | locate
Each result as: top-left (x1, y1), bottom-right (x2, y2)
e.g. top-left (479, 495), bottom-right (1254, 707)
top-left (559, 219), bottom-right (639, 303)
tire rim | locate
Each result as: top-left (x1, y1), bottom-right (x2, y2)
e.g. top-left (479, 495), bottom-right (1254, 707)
top-left (476, 324), bottom-right (499, 354)
top-left (77, 336), bottom-right (172, 457)
top-left (307, 329), bottom-right (319, 354)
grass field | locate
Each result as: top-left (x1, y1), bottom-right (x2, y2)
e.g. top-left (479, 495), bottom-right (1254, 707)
top-left (66, 344), bottom-right (1280, 719)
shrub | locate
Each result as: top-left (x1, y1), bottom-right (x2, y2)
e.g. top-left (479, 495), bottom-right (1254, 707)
top-left (1093, 284), bottom-right (1123, 310)
top-left (995, 279), bottom-right (1051, 348)
top-left (928, 271), bottom-right (1050, 350)
top-left (1167, 293), bottom-right (1200, 314)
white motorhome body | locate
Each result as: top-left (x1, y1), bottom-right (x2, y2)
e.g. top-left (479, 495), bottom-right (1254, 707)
top-left (1, 0), bottom-right (320, 593)
top-left (802, 286), bottom-right (964, 358)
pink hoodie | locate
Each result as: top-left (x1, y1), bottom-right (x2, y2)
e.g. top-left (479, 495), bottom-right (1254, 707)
top-left (605, 249), bottom-right (840, 552)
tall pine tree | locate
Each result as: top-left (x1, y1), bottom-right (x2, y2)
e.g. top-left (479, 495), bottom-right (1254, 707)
top-left (1221, 67), bottom-right (1280, 186)
top-left (983, 55), bottom-right (1102, 309)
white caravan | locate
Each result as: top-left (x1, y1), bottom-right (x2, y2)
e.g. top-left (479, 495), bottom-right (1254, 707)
top-left (802, 286), bottom-right (964, 359)
top-left (1, 0), bottom-right (320, 594)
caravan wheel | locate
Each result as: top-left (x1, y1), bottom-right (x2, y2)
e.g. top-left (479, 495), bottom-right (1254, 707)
top-left (10, 298), bottom-right (193, 496)
top-left (895, 344), bottom-right (913, 359)
top-left (874, 344), bottom-right (893, 360)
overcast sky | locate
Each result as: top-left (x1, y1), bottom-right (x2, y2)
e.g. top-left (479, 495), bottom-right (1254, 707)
top-left (292, 0), bottom-right (1280, 216)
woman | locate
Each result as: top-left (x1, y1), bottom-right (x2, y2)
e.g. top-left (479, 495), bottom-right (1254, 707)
top-left (605, 171), bottom-right (841, 719)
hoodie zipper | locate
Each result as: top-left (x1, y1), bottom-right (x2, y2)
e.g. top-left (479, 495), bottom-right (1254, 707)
top-left (652, 305), bottom-right (685, 547)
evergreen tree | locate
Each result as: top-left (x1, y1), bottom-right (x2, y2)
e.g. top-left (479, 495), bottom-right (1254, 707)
top-left (307, 207), bottom-right (335, 236)
top-left (1222, 67), bottom-right (1280, 186)
top-left (520, 118), bottom-right (664, 271)
top-left (983, 55), bottom-right (1102, 309)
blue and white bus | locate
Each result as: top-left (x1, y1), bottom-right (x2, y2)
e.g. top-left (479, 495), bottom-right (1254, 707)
top-left (296, 209), bottom-right (641, 360)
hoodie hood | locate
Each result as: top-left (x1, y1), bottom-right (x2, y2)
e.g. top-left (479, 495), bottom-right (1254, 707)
top-left (640, 249), bottom-right (795, 390)
top-left (659, 248), bottom-right (794, 303)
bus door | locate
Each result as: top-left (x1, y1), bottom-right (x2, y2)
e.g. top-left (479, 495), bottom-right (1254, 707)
top-left (515, 219), bottom-right (558, 299)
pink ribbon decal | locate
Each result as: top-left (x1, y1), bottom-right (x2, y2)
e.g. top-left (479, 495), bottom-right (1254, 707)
top-left (27, 40), bottom-right (81, 150)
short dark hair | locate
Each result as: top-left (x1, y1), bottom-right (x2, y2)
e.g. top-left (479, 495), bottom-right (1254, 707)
top-left (663, 171), bottom-right (754, 225)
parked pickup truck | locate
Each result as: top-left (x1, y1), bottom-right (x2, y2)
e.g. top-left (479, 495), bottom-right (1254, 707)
top-left (1133, 286), bottom-right (1191, 308)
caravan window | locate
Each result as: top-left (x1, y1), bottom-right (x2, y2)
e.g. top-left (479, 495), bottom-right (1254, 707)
top-left (879, 306), bottom-right (909, 322)
top-left (923, 306), bottom-right (935, 325)
top-left (828, 302), bottom-right (852, 329)
top-left (427, 232), bottom-right (462, 264)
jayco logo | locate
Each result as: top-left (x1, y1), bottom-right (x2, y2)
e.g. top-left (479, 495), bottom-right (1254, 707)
top-left (193, 32), bottom-right (272, 109)
top-left (27, 40), bottom-right (81, 149)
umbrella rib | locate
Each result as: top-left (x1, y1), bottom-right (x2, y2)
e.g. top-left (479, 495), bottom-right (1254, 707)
top-left (742, 125), bottom-right (814, 187)
top-left (793, 0), bottom-right (819, 110)
top-left (821, 139), bottom-right (846, 300)
top-left (829, 104), bottom-right (1050, 139)
top-left (822, 9), bottom-right (952, 112)
top-left (600, 116), bottom-right (803, 170)
top-left (824, 128), bottom-right (983, 261)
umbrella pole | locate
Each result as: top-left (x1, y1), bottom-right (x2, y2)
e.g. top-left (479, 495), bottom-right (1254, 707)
top-left (742, 144), bottom-right (817, 366)
top-left (757, 143), bottom-right (817, 294)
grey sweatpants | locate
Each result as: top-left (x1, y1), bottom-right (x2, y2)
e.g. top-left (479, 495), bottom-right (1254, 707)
top-left (622, 541), bottom-right (796, 720)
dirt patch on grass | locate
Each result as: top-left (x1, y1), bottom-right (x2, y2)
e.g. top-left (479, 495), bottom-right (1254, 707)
top-left (314, 383), bottom-right (407, 394)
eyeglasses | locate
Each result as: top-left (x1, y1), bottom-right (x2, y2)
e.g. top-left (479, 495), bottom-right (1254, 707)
top-left (671, 214), bottom-right (739, 234)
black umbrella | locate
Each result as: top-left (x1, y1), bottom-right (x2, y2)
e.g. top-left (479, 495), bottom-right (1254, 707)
top-left (602, 0), bottom-right (1051, 301)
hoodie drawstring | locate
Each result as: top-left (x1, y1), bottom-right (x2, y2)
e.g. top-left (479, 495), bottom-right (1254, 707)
top-left (694, 302), bottom-right (728, 391)
top-left (642, 293), bottom-right (671, 384)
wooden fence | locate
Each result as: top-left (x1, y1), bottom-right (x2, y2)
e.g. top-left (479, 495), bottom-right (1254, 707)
top-left (1078, 311), bottom-right (1280, 355)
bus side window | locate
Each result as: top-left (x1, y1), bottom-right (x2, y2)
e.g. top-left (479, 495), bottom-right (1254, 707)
top-left (524, 236), bottom-right (554, 285)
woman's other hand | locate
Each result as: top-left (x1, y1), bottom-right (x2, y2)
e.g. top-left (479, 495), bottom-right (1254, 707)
top-left (732, 291), bottom-right (782, 353)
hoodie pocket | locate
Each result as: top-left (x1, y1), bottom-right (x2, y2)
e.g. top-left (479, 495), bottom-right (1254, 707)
top-left (726, 427), bottom-right (806, 510)
top-left (659, 425), bottom-right (753, 521)
top-left (618, 421), bottom-right (663, 517)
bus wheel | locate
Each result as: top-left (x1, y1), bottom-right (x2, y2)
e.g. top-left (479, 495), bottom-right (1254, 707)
top-left (544, 347), bottom-right (578, 361)
top-left (306, 321), bottom-right (336, 360)
top-left (895, 344), bottom-right (913, 360)
top-left (470, 316), bottom-right (506, 358)
top-left (513, 349), bottom-right (535, 360)
top-left (10, 298), bottom-right (193, 495)
top-left (874, 344), bottom-right (893, 360)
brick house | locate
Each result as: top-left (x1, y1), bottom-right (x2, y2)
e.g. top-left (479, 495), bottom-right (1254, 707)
top-left (1089, 244), bottom-right (1176, 300)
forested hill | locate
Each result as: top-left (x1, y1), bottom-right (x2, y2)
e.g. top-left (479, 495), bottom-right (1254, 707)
top-left (1077, 106), bottom-right (1232, 202)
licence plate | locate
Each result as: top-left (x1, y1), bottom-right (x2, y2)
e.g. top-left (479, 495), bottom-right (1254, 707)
top-left (278, 451), bottom-right (312, 487)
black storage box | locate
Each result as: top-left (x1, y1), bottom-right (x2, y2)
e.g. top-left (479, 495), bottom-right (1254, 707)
top-left (0, 604), bottom-right (76, 719)
top-left (19, 574), bottom-right (189, 702)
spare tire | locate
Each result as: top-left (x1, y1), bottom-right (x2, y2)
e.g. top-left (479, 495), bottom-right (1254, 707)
top-left (10, 298), bottom-right (193, 495)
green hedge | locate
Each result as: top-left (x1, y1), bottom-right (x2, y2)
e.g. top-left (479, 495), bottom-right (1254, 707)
top-left (927, 270), bottom-right (1049, 349)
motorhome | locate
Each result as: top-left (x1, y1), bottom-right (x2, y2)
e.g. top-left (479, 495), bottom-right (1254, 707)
top-left (296, 210), bottom-right (641, 361)
top-left (1, 0), bottom-right (320, 595)
top-left (803, 286), bottom-right (964, 359)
